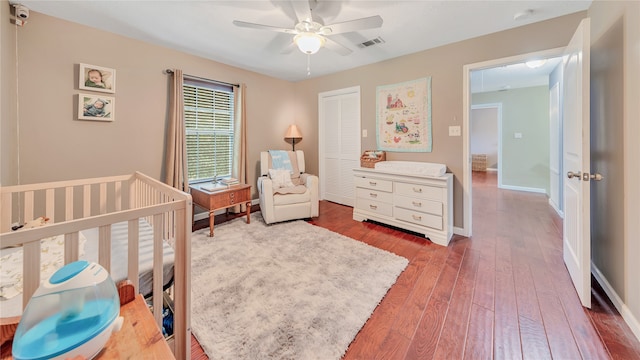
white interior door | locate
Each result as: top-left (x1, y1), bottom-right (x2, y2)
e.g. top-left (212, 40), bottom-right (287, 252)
top-left (318, 87), bottom-right (361, 206)
top-left (562, 18), bottom-right (591, 308)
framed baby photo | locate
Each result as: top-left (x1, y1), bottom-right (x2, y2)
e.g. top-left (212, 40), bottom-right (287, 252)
top-left (79, 63), bottom-right (116, 93)
top-left (78, 93), bottom-right (115, 121)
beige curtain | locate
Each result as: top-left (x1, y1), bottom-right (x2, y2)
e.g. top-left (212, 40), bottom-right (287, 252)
top-left (231, 83), bottom-right (247, 213)
top-left (164, 69), bottom-right (189, 192)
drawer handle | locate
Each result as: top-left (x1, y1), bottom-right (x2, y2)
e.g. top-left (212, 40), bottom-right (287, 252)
top-left (229, 193), bottom-right (235, 198)
top-left (369, 193), bottom-right (378, 198)
top-left (413, 187), bottom-right (422, 193)
top-left (412, 215), bottom-right (422, 221)
top-left (412, 201), bottom-right (422, 207)
top-left (369, 181), bottom-right (377, 186)
top-left (369, 204), bottom-right (378, 210)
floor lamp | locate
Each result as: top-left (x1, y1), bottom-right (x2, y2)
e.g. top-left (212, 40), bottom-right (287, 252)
top-left (285, 125), bottom-right (302, 151)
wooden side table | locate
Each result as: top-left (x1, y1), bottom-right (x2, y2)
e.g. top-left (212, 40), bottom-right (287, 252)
top-left (97, 294), bottom-right (174, 359)
top-left (190, 183), bottom-right (252, 237)
top-left (0, 293), bottom-right (173, 360)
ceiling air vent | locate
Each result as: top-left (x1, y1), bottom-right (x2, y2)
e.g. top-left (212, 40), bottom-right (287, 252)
top-left (357, 37), bottom-right (385, 49)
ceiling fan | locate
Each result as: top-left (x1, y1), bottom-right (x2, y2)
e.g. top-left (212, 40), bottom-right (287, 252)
top-left (232, 0), bottom-right (383, 56)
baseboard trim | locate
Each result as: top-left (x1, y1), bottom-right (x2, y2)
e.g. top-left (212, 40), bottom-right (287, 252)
top-left (498, 184), bottom-right (546, 194)
top-left (194, 198), bottom-right (260, 221)
top-left (453, 226), bottom-right (467, 237)
top-left (549, 199), bottom-right (564, 218)
top-left (592, 263), bottom-right (640, 342)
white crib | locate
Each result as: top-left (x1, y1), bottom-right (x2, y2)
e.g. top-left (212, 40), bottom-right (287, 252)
top-left (0, 172), bottom-right (192, 359)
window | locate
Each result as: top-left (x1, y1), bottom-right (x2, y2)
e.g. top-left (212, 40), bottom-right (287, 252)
top-left (184, 79), bottom-right (234, 183)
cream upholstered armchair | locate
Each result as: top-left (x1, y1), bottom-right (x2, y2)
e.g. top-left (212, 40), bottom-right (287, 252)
top-left (258, 150), bottom-right (319, 224)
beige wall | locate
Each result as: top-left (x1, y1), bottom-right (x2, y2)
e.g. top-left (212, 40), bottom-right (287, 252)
top-left (1, 8), bottom-right (298, 202)
top-left (589, 0), bottom-right (640, 337)
top-left (473, 86), bottom-right (550, 193)
top-left (294, 12), bottom-right (586, 227)
top-left (1, 1), bottom-right (18, 186)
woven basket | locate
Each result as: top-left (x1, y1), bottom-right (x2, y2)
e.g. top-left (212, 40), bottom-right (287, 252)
top-left (472, 154), bottom-right (487, 171)
top-left (360, 150), bottom-right (386, 168)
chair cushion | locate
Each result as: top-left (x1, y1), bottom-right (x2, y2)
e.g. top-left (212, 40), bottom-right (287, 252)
top-left (268, 169), bottom-right (295, 188)
top-left (273, 188), bottom-right (310, 205)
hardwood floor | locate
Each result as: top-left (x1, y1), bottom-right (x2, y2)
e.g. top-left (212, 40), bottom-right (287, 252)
top-left (191, 172), bottom-right (640, 359)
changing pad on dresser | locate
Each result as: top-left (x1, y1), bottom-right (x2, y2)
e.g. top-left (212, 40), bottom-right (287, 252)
top-left (374, 161), bottom-right (447, 177)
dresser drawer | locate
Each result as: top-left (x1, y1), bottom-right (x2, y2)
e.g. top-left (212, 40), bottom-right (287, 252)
top-left (394, 195), bottom-right (442, 216)
top-left (395, 207), bottom-right (443, 230)
top-left (355, 198), bottom-right (393, 217)
top-left (354, 177), bottom-right (393, 192)
top-left (395, 182), bottom-right (444, 201)
top-left (356, 187), bottom-right (393, 204)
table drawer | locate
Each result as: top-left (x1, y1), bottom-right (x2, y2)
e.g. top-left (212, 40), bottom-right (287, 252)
top-left (395, 207), bottom-right (443, 230)
top-left (395, 182), bottom-right (444, 201)
top-left (355, 198), bottom-right (393, 217)
top-left (354, 177), bottom-right (393, 192)
top-left (394, 195), bottom-right (442, 216)
top-left (356, 187), bottom-right (393, 204)
top-left (211, 188), bottom-right (250, 208)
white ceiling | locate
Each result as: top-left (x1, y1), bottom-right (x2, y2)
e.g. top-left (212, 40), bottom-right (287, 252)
top-left (471, 56), bottom-right (563, 93)
top-left (17, 0), bottom-right (590, 83)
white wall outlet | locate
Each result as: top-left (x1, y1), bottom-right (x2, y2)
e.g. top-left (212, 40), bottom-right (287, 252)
top-left (449, 125), bottom-right (461, 136)
top-left (514, 132), bottom-right (523, 139)
top-left (362, 129), bottom-right (368, 138)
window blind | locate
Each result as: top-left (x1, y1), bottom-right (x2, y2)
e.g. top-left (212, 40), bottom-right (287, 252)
top-left (184, 79), bottom-right (234, 182)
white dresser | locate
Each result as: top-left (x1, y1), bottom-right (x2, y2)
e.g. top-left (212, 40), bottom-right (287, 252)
top-left (352, 167), bottom-right (453, 246)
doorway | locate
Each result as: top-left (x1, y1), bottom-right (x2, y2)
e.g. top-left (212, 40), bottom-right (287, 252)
top-left (463, 48), bottom-right (565, 237)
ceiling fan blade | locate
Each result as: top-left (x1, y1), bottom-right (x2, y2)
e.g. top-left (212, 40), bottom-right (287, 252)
top-left (324, 37), bottom-right (352, 56)
top-left (280, 41), bottom-right (297, 55)
top-left (323, 15), bottom-right (383, 35)
top-left (233, 20), bottom-right (296, 34)
top-left (290, 0), bottom-right (313, 23)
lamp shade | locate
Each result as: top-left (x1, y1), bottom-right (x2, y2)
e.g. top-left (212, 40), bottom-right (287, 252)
top-left (284, 124), bottom-right (302, 139)
top-left (294, 33), bottom-right (325, 55)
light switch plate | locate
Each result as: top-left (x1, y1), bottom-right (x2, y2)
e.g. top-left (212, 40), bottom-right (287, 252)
top-left (514, 132), bottom-right (523, 139)
top-left (362, 129), bottom-right (368, 138)
top-left (449, 126), bottom-right (461, 136)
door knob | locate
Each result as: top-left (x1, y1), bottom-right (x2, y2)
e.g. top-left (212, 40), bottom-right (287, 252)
top-left (567, 171), bottom-right (582, 179)
top-left (584, 172), bottom-right (604, 181)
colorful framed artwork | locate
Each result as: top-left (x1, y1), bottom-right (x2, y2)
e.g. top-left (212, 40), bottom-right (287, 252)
top-left (376, 77), bottom-right (432, 152)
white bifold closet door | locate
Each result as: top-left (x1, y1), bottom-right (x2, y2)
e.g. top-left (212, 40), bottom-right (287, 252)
top-left (318, 86), bottom-right (361, 207)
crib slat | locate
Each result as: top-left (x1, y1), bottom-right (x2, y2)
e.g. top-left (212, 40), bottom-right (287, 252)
top-left (22, 241), bottom-right (41, 310)
top-left (100, 183), bottom-right (107, 215)
top-left (152, 213), bottom-right (163, 328)
top-left (64, 232), bottom-right (79, 264)
top-left (1, 192), bottom-right (12, 232)
top-left (115, 182), bottom-right (122, 212)
top-left (65, 186), bottom-right (74, 221)
top-left (83, 184), bottom-right (91, 218)
top-left (127, 218), bottom-right (140, 293)
top-left (45, 189), bottom-right (55, 223)
top-left (98, 224), bottom-right (111, 273)
top-left (24, 191), bottom-right (34, 223)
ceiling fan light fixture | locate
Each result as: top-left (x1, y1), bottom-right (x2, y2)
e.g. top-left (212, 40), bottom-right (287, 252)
top-left (294, 32), bottom-right (325, 54)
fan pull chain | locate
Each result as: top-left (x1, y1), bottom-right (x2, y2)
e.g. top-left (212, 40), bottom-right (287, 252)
top-left (307, 54), bottom-right (311, 76)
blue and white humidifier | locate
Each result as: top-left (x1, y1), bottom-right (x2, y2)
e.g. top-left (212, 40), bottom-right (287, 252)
top-left (12, 261), bottom-right (124, 360)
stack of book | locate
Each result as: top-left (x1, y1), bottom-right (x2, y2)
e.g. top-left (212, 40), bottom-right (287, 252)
top-left (220, 178), bottom-right (239, 186)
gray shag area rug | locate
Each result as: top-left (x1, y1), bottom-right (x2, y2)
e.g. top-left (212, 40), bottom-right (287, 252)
top-left (190, 212), bottom-right (408, 360)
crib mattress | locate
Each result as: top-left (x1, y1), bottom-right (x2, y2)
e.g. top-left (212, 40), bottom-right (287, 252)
top-left (0, 218), bottom-right (174, 319)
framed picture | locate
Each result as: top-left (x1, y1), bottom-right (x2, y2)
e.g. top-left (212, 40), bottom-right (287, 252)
top-left (79, 63), bottom-right (115, 93)
top-left (78, 93), bottom-right (115, 121)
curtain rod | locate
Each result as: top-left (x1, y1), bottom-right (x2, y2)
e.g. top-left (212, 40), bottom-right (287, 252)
top-left (164, 69), bottom-right (239, 88)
